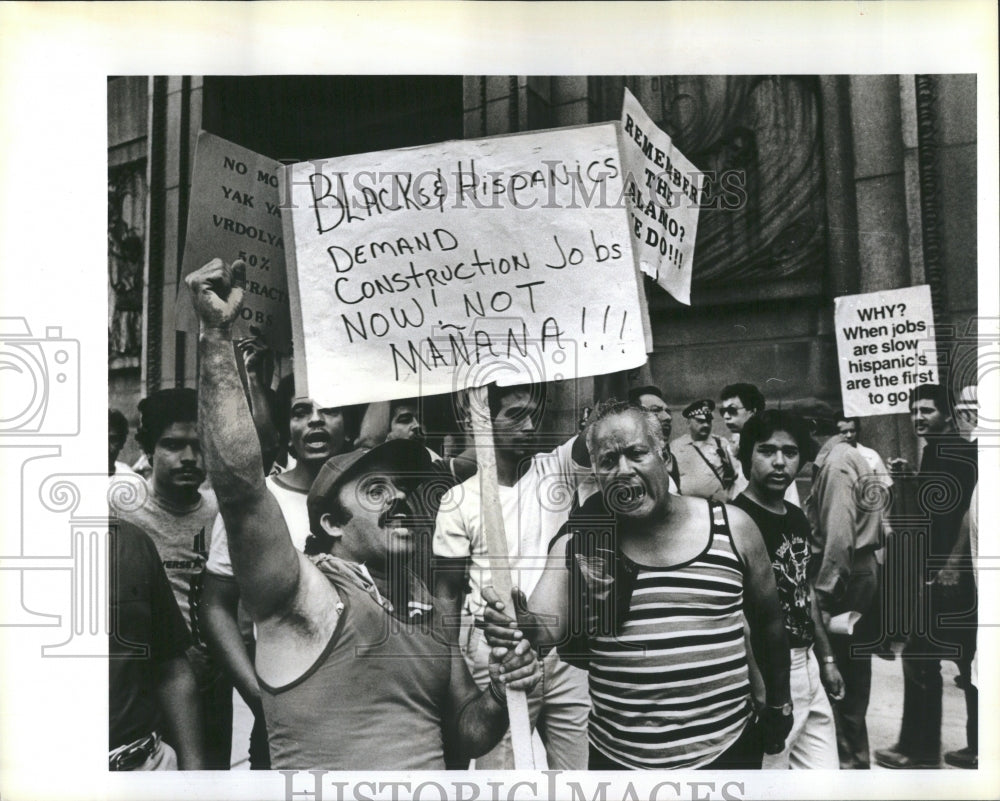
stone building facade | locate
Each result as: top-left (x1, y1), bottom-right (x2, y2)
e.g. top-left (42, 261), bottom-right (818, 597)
top-left (107, 74), bottom-right (978, 468)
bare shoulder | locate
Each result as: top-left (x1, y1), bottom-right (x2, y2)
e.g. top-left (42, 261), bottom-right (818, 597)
top-left (255, 553), bottom-right (342, 687)
top-left (724, 502), bottom-right (758, 536)
top-left (668, 493), bottom-right (711, 525)
top-left (722, 503), bottom-right (767, 567)
top-left (550, 528), bottom-right (573, 554)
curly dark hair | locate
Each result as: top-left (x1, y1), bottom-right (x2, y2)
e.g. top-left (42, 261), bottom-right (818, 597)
top-left (135, 388), bottom-right (197, 455)
top-left (736, 409), bottom-right (816, 476)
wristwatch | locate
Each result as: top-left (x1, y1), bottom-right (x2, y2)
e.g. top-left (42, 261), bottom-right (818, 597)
top-left (769, 702), bottom-right (793, 716)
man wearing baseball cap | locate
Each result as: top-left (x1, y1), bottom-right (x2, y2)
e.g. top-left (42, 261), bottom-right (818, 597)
top-left (672, 399), bottom-right (740, 502)
top-left (186, 257), bottom-right (540, 769)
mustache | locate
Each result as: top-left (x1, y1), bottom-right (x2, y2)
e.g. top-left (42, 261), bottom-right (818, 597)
top-left (377, 499), bottom-right (430, 529)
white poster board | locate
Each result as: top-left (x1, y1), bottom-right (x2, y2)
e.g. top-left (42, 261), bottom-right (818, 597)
top-left (177, 132), bottom-right (292, 353)
top-left (834, 284), bottom-right (939, 417)
top-left (619, 87), bottom-right (704, 306)
top-left (282, 123), bottom-right (648, 406)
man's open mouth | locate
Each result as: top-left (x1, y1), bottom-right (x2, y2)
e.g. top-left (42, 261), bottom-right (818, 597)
top-left (606, 481), bottom-right (647, 512)
top-left (378, 508), bottom-right (429, 535)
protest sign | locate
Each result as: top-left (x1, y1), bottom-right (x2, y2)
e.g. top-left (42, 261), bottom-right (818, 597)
top-left (177, 132), bottom-right (292, 353)
top-left (619, 88), bottom-right (705, 306)
top-left (834, 284), bottom-right (938, 417)
top-left (282, 123), bottom-right (649, 406)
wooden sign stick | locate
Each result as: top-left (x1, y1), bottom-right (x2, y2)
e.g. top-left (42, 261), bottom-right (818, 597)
top-left (468, 385), bottom-right (536, 770)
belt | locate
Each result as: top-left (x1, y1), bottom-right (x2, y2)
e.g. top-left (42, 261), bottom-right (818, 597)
top-left (109, 731), bottom-right (160, 771)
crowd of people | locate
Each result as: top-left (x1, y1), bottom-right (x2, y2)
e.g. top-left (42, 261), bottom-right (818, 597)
top-left (107, 257), bottom-right (980, 772)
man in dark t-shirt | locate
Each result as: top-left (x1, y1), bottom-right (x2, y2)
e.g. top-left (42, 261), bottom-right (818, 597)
top-left (110, 520), bottom-right (203, 770)
top-left (733, 410), bottom-right (842, 769)
top-left (876, 384), bottom-right (978, 770)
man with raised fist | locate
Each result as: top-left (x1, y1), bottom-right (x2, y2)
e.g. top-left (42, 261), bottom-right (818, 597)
top-left (185, 258), bottom-right (540, 769)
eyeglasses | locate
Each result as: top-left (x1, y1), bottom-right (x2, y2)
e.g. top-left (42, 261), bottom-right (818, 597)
top-left (719, 406), bottom-right (744, 416)
top-left (642, 405), bottom-right (670, 415)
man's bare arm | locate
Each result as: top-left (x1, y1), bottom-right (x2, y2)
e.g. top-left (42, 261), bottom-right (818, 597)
top-left (432, 555), bottom-right (469, 637)
top-left (356, 401), bottom-right (391, 449)
top-left (201, 574), bottom-right (263, 715)
top-left (483, 534), bottom-right (571, 653)
top-left (187, 259), bottom-right (300, 620)
top-left (237, 335), bottom-right (279, 472)
top-left (155, 655), bottom-right (204, 770)
top-left (728, 506), bottom-right (791, 708)
top-left (808, 581), bottom-right (845, 701)
top-left (445, 635), bottom-right (540, 759)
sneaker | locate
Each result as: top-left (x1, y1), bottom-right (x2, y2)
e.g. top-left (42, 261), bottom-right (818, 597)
top-left (874, 747), bottom-right (940, 769)
top-left (944, 748), bottom-right (978, 769)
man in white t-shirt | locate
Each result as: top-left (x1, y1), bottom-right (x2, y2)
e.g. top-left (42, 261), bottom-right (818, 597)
top-left (433, 382), bottom-right (593, 769)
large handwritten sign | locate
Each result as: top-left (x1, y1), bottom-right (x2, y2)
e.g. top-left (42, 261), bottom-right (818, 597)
top-left (834, 285), bottom-right (938, 416)
top-left (282, 124), bottom-right (648, 406)
top-left (177, 132), bottom-right (291, 352)
top-left (619, 88), bottom-right (704, 306)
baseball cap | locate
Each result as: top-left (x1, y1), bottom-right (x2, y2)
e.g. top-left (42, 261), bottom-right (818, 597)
top-left (306, 439), bottom-right (434, 537)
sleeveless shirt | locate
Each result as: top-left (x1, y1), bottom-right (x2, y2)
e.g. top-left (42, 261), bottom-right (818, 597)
top-left (569, 500), bottom-right (752, 769)
top-left (259, 557), bottom-right (452, 769)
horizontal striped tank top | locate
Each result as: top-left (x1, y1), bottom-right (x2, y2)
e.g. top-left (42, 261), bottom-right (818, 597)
top-left (587, 502), bottom-right (752, 769)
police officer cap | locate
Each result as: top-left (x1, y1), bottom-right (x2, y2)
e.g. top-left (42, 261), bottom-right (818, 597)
top-left (682, 399), bottom-right (715, 419)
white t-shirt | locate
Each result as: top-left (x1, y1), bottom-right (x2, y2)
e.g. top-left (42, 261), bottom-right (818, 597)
top-left (433, 437), bottom-right (589, 617)
top-left (206, 474), bottom-right (310, 577)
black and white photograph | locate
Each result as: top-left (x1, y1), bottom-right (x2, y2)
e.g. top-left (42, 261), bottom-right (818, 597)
top-left (1, 4), bottom-right (997, 801)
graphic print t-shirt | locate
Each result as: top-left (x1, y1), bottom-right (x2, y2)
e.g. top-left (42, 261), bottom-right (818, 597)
top-left (732, 494), bottom-right (814, 647)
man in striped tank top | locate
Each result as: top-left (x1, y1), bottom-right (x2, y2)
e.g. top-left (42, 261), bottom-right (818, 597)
top-left (485, 401), bottom-right (793, 769)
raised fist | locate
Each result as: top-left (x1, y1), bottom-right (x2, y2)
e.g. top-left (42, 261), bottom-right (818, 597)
top-left (236, 326), bottom-right (274, 387)
top-left (185, 258), bottom-right (246, 331)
